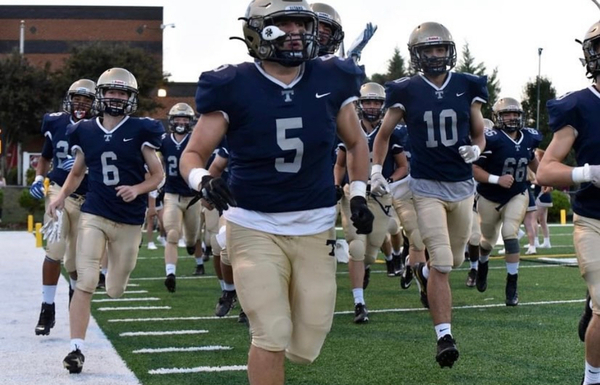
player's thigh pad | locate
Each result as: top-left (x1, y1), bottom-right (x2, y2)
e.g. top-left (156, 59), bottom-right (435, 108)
top-left (477, 196), bottom-right (503, 251)
top-left (392, 197), bottom-right (425, 251)
top-left (163, 193), bottom-right (184, 243)
top-left (104, 220), bottom-right (142, 298)
top-left (75, 213), bottom-right (110, 293)
top-left (574, 214), bottom-right (600, 314)
top-left (500, 193), bottom-right (528, 240)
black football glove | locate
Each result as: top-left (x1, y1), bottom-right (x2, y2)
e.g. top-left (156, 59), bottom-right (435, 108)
top-left (335, 185), bottom-right (344, 202)
top-left (350, 196), bottom-right (374, 234)
top-left (187, 176), bottom-right (236, 214)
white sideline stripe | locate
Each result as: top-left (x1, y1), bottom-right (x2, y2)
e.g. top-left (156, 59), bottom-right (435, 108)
top-left (149, 365), bottom-right (247, 375)
top-left (0, 231), bottom-right (140, 385)
top-left (94, 290), bottom-right (148, 295)
top-left (108, 298), bottom-right (584, 323)
top-left (133, 346), bottom-right (232, 354)
top-left (92, 297), bottom-right (160, 303)
top-left (120, 329), bottom-right (209, 337)
top-left (110, 315), bottom-right (237, 323)
top-left (138, 256), bottom-right (194, 260)
top-left (98, 306), bottom-right (171, 312)
top-left (129, 276), bottom-right (213, 281)
top-left (127, 283), bottom-right (140, 287)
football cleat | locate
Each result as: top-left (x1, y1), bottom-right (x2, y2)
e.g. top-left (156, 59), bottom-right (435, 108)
top-left (186, 245), bottom-right (196, 255)
top-left (97, 272), bottom-right (106, 289)
top-left (353, 303), bottom-right (369, 324)
top-left (147, 241), bottom-right (157, 250)
top-left (215, 290), bottom-right (237, 317)
top-left (505, 273), bottom-right (519, 306)
top-left (238, 309), bottom-right (249, 326)
top-left (164, 274), bottom-right (176, 293)
top-left (193, 264), bottom-right (205, 276)
top-left (385, 259), bottom-right (396, 277)
top-left (362, 266), bottom-right (371, 290)
top-left (400, 264), bottom-right (413, 289)
top-left (414, 263), bottom-right (429, 309)
top-left (392, 252), bottom-right (403, 276)
top-left (202, 246), bottom-right (213, 262)
top-left (476, 261), bottom-right (488, 293)
top-left (35, 302), bottom-right (56, 336)
top-left (579, 292), bottom-right (593, 342)
top-left (63, 349), bottom-right (85, 374)
top-left (436, 334), bottom-right (459, 368)
top-left (466, 268), bottom-right (477, 288)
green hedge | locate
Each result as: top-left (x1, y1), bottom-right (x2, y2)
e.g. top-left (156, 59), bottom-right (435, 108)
top-left (547, 190), bottom-right (571, 223)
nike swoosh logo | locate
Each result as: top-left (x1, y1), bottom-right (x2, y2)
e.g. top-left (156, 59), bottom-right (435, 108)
top-left (456, 92), bottom-right (465, 97)
top-left (123, 138), bottom-right (134, 142)
top-left (316, 92), bottom-right (331, 98)
top-left (589, 370), bottom-right (600, 374)
top-left (439, 328), bottom-right (449, 333)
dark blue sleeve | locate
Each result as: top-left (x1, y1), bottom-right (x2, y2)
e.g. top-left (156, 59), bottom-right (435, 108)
top-left (332, 56), bottom-right (365, 103)
top-left (142, 119), bottom-right (166, 149)
top-left (547, 92), bottom-right (580, 133)
top-left (217, 146), bottom-right (229, 159)
top-left (68, 123), bottom-right (82, 154)
top-left (384, 78), bottom-right (410, 110)
top-left (474, 129), bottom-right (498, 168)
top-left (41, 137), bottom-right (53, 160)
top-left (195, 64), bottom-right (238, 115)
top-left (390, 129), bottom-right (404, 155)
top-left (468, 74), bottom-right (488, 104)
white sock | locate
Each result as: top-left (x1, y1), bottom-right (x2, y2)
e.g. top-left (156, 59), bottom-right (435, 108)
top-left (506, 262), bottom-right (519, 275)
top-left (42, 285), bottom-right (57, 304)
top-left (393, 249), bottom-right (401, 255)
top-left (422, 264), bottom-right (430, 279)
top-left (352, 288), bottom-right (364, 305)
top-left (70, 278), bottom-right (77, 291)
top-left (517, 228), bottom-right (525, 240)
top-left (166, 263), bottom-right (176, 276)
top-left (584, 361), bottom-right (600, 384)
top-left (385, 254), bottom-right (393, 261)
top-left (479, 254), bottom-right (490, 263)
top-left (195, 257), bottom-right (204, 266)
top-left (470, 261), bottom-right (478, 270)
top-left (70, 338), bottom-right (85, 352)
top-left (435, 323), bottom-right (452, 339)
top-left (544, 237), bottom-right (551, 244)
top-left (223, 283), bottom-right (236, 292)
top-left (101, 268), bottom-right (108, 276)
top-left (218, 279), bottom-right (225, 291)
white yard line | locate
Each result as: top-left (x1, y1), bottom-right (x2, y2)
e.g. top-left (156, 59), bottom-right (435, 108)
top-left (120, 329), bottom-right (208, 337)
top-left (133, 346), bottom-right (232, 354)
top-left (94, 290), bottom-right (148, 295)
top-left (0, 231), bottom-right (140, 385)
top-left (92, 297), bottom-right (160, 303)
top-left (97, 306), bottom-right (171, 312)
top-left (148, 365), bottom-right (247, 375)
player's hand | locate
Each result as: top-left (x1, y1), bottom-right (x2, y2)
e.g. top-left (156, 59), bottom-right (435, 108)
top-left (458, 145), bottom-right (481, 163)
top-left (498, 174), bottom-right (514, 189)
top-left (29, 180), bottom-right (45, 199)
top-left (350, 196), bottom-right (374, 234)
top-left (47, 196), bottom-right (65, 220)
top-left (590, 165), bottom-right (600, 188)
top-left (200, 176), bottom-right (236, 213)
top-left (348, 22), bottom-right (378, 61)
top-left (335, 185), bottom-right (344, 202)
top-left (370, 172), bottom-right (390, 196)
top-left (116, 185), bottom-right (139, 203)
top-left (542, 186), bottom-right (553, 194)
top-left (59, 156), bottom-right (75, 172)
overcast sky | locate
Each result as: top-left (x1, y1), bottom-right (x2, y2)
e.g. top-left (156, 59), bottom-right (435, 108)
top-left (3, 0), bottom-right (600, 102)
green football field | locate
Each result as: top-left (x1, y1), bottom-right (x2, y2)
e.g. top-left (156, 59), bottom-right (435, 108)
top-left (90, 225), bottom-right (587, 385)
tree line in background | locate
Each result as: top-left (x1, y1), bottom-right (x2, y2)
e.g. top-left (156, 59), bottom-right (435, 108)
top-left (0, 43), bottom-right (168, 178)
top-left (0, 41), bottom-right (570, 182)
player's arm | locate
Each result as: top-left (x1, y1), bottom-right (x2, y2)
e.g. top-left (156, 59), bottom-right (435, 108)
top-left (473, 163), bottom-right (513, 189)
top-left (336, 103), bottom-right (369, 185)
top-left (47, 151), bottom-right (86, 217)
top-left (180, 112), bottom-right (227, 190)
top-left (333, 148), bottom-right (347, 186)
top-left (470, 101), bottom-right (486, 154)
top-left (208, 154), bottom-right (228, 179)
top-left (35, 156), bottom-right (51, 179)
top-left (536, 126), bottom-right (578, 186)
top-left (136, 148), bottom-right (165, 194)
top-left (528, 156), bottom-right (539, 174)
top-left (389, 152), bottom-right (409, 182)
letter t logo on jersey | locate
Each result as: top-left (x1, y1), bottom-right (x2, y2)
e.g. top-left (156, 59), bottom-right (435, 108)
top-left (281, 90), bottom-right (294, 102)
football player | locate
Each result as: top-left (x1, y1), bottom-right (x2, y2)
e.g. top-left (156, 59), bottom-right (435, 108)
top-left (536, 21), bottom-right (600, 385)
top-left (310, 3), bottom-right (344, 57)
top-left (30, 79), bottom-right (95, 336)
top-left (334, 82), bottom-right (407, 323)
top-left (533, 149), bottom-right (553, 249)
top-left (180, 1), bottom-right (372, 383)
top-left (472, 97), bottom-right (542, 305)
top-left (48, 68), bottom-right (165, 374)
top-left (159, 103), bottom-right (202, 292)
top-left (370, 22), bottom-right (487, 368)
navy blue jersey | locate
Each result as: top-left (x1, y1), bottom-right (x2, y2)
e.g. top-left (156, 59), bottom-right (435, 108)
top-left (476, 127), bottom-right (542, 205)
top-left (159, 133), bottom-right (195, 197)
top-left (548, 87), bottom-right (600, 219)
top-left (68, 116), bottom-right (165, 225)
top-left (339, 123), bottom-right (403, 179)
top-left (395, 124), bottom-right (411, 161)
top-left (385, 72), bottom-right (488, 181)
top-left (40, 112), bottom-right (88, 195)
top-left (215, 138), bottom-right (230, 183)
top-left (195, 55), bottom-right (364, 212)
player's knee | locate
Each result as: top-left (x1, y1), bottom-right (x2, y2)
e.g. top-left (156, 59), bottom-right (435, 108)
top-left (432, 264), bottom-right (452, 274)
top-left (166, 229), bottom-right (180, 244)
top-left (364, 253), bottom-right (376, 266)
top-left (75, 271), bottom-right (100, 294)
top-left (348, 239), bottom-right (366, 262)
top-left (285, 350), bottom-right (315, 365)
top-left (388, 218), bottom-right (400, 235)
top-left (469, 232), bottom-right (481, 246)
top-left (106, 285), bottom-right (126, 299)
top-left (44, 255), bottom-right (61, 265)
top-left (253, 316), bottom-right (292, 353)
top-left (503, 238), bottom-right (520, 254)
top-left (45, 244), bottom-right (66, 262)
top-left (480, 239), bottom-right (494, 252)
